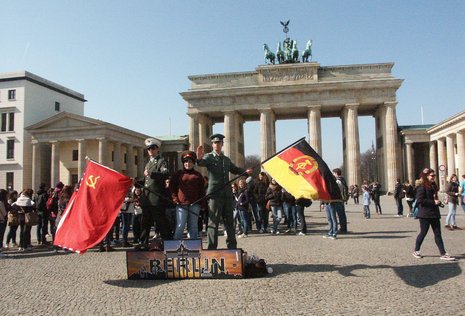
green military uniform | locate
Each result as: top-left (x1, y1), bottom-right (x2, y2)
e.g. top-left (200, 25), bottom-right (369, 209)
top-left (197, 150), bottom-right (245, 249)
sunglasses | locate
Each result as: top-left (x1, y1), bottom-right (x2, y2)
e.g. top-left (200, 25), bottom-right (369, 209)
top-left (147, 146), bottom-right (158, 150)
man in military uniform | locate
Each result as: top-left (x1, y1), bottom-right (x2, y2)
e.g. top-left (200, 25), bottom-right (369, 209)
top-left (137, 138), bottom-right (173, 250)
top-left (196, 134), bottom-right (252, 250)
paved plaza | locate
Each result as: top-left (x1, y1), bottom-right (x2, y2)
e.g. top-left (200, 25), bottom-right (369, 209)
top-left (2, 196), bottom-right (465, 315)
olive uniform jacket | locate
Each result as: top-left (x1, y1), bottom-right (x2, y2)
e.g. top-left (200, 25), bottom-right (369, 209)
top-left (141, 155), bottom-right (169, 207)
top-left (197, 151), bottom-right (245, 198)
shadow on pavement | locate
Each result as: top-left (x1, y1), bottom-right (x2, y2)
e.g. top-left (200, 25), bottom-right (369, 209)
top-left (104, 279), bottom-right (177, 288)
top-left (272, 262), bottom-right (461, 288)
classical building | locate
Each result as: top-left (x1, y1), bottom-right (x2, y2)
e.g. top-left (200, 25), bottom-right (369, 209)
top-left (181, 62), bottom-right (404, 192)
top-left (1, 71), bottom-right (188, 191)
top-left (400, 110), bottom-right (465, 191)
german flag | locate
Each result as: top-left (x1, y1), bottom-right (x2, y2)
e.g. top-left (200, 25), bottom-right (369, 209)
top-left (262, 138), bottom-right (342, 201)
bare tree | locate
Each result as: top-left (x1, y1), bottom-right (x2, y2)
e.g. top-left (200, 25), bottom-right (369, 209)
top-left (245, 154), bottom-right (261, 178)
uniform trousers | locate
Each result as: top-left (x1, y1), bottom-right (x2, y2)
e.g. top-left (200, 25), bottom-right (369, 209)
top-left (140, 205), bottom-right (172, 246)
top-left (207, 196), bottom-right (237, 250)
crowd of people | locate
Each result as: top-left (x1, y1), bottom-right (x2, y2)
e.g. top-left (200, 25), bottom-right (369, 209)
top-left (1, 133), bottom-right (464, 263)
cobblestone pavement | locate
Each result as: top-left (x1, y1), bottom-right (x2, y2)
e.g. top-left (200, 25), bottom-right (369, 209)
top-left (2, 196), bottom-right (465, 315)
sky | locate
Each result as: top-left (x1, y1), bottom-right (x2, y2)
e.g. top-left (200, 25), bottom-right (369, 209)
top-left (2, 1), bottom-right (464, 168)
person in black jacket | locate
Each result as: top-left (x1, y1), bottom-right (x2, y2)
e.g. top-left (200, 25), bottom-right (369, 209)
top-left (412, 168), bottom-right (456, 261)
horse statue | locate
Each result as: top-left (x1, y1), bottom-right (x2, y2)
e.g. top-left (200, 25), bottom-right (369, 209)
top-left (291, 40), bottom-right (299, 63)
top-left (263, 44), bottom-right (275, 64)
top-left (276, 42), bottom-right (284, 64)
top-left (302, 40), bottom-right (312, 62)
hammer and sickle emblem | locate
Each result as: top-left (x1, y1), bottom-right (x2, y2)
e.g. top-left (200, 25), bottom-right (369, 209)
top-left (86, 175), bottom-right (100, 189)
top-left (289, 155), bottom-right (318, 175)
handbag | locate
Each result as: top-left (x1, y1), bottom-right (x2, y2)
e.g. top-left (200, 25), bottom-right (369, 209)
top-left (7, 211), bottom-right (19, 226)
top-left (25, 211), bottom-right (40, 226)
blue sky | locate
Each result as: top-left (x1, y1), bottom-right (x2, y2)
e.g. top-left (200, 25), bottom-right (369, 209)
top-left (2, 1), bottom-right (464, 168)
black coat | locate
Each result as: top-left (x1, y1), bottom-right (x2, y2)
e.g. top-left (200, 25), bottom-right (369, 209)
top-left (415, 184), bottom-right (440, 219)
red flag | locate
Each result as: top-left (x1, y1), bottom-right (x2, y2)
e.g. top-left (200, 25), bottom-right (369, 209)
top-left (54, 160), bottom-right (132, 253)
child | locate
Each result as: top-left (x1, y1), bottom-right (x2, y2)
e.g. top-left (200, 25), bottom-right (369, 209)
top-left (362, 185), bottom-right (371, 219)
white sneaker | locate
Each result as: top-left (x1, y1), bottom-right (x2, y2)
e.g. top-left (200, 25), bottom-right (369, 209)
top-left (440, 254), bottom-right (456, 261)
top-left (412, 251), bottom-right (422, 259)
top-left (223, 231), bottom-right (228, 237)
top-left (297, 232), bottom-right (305, 236)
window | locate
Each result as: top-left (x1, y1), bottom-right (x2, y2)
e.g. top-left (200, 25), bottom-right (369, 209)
top-left (6, 172), bottom-right (14, 191)
top-left (6, 139), bottom-right (14, 159)
top-left (1, 112), bottom-right (15, 132)
top-left (135, 155), bottom-right (138, 165)
top-left (124, 153), bottom-right (127, 164)
top-left (8, 112), bottom-right (14, 131)
top-left (72, 149), bottom-right (79, 161)
top-left (1, 113), bottom-right (6, 132)
top-left (8, 90), bottom-right (16, 100)
top-left (55, 101), bottom-right (60, 111)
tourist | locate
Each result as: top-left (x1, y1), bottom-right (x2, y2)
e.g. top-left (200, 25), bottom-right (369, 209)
top-left (333, 168), bottom-right (349, 233)
top-left (231, 182), bottom-right (242, 235)
top-left (246, 175), bottom-right (261, 232)
top-left (404, 180), bottom-right (415, 217)
top-left (460, 175), bottom-right (465, 213)
top-left (412, 168), bottom-right (455, 261)
top-left (170, 150), bottom-right (205, 240)
top-left (34, 183), bottom-right (49, 245)
top-left (120, 188), bottom-right (135, 247)
top-left (235, 178), bottom-right (250, 238)
top-left (196, 133), bottom-right (252, 250)
top-left (163, 178), bottom-right (176, 236)
top-left (5, 190), bottom-right (19, 248)
top-left (265, 178), bottom-right (283, 235)
top-left (48, 182), bottom-right (64, 242)
top-left (362, 185), bottom-right (371, 219)
top-left (131, 186), bottom-right (143, 245)
top-left (371, 181), bottom-right (382, 215)
top-left (255, 172), bottom-right (270, 233)
top-left (11, 189), bottom-right (35, 252)
top-left (394, 178), bottom-right (405, 217)
top-left (0, 189), bottom-right (8, 256)
top-left (444, 174), bottom-right (460, 230)
top-left (352, 184), bottom-right (360, 205)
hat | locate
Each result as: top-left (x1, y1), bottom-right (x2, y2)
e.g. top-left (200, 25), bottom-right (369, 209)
top-left (181, 150), bottom-right (197, 163)
top-left (145, 138), bottom-right (161, 149)
top-left (210, 133), bottom-right (225, 142)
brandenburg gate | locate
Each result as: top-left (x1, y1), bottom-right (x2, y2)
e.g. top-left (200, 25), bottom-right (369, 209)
top-left (181, 62), bottom-right (403, 192)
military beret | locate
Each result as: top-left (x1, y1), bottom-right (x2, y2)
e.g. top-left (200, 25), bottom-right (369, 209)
top-left (145, 137), bottom-right (161, 149)
top-left (210, 133), bottom-right (225, 142)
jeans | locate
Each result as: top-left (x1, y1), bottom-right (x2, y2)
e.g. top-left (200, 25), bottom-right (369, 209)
top-left (270, 205), bottom-right (283, 233)
top-left (6, 225), bottom-right (18, 244)
top-left (363, 205), bottom-right (371, 219)
top-left (325, 203), bottom-right (338, 236)
top-left (233, 208), bottom-right (241, 233)
top-left (334, 202), bottom-right (347, 232)
top-left (238, 209), bottom-right (251, 235)
top-left (445, 203), bottom-right (457, 226)
top-left (121, 212), bottom-right (133, 243)
top-left (174, 204), bottom-right (200, 239)
top-left (36, 211), bottom-right (49, 243)
top-left (295, 205), bottom-right (307, 233)
top-left (461, 196), bottom-right (465, 213)
top-left (415, 217), bottom-right (446, 255)
top-left (283, 202), bottom-right (297, 229)
top-left (132, 213), bottom-right (142, 244)
top-left (250, 201), bottom-right (262, 231)
top-left (395, 198), bottom-right (404, 215)
top-left (258, 203), bottom-right (269, 231)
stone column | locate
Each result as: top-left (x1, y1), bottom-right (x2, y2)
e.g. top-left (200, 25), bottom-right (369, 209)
top-left (31, 141), bottom-right (41, 190)
top-left (77, 139), bottom-right (87, 178)
top-left (457, 130), bottom-right (465, 177)
top-left (137, 147), bottom-right (145, 178)
top-left (98, 137), bottom-right (107, 165)
top-left (405, 142), bottom-right (414, 184)
top-left (236, 113), bottom-right (245, 167)
top-left (224, 111), bottom-right (237, 163)
top-left (429, 141), bottom-right (437, 172)
top-left (188, 113), bottom-right (199, 151)
top-left (384, 102), bottom-right (399, 193)
top-left (436, 138), bottom-right (446, 192)
top-left (126, 144), bottom-right (135, 177)
top-left (343, 103), bottom-right (361, 186)
top-left (446, 134), bottom-right (455, 177)
top-left (198, 114), bottom-right (212, 153)
top-left (50, 141), bottom-right (60, 187)
top-left (307, 105), bottom-right (322, 155)
top-left (113, 141), bottom-right (122, 172)
top-left (260, 108), bottom-right (276, 161)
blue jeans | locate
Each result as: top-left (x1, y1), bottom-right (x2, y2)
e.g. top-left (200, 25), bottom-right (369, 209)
top-left (283, 202), bottom-right (297, 229)
top-left (270, 205), bottom-right (283, 233)
top-left (325, 204), bottom-right (338, 237)
top-left (445, 203), bottom-right (457, 226)
top-left (121, 213), bottom-right (133, 243)
top-left (250, 201), bottom-right (262, 231)
top-left (396, 198), bottom-right (404, 215)
top-left (363, 205), bottom-right (371, 219)
top-left (238, 209), bottom-right (250, 234)
top-left (174, 204), bottom-right (200, 239)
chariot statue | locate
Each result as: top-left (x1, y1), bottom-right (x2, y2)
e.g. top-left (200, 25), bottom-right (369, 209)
top-left (263, 44), bottom-right (275, 64)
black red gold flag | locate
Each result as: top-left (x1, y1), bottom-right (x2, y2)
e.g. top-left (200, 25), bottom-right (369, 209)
top-left (262, 138), bottom-right (342, 201)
